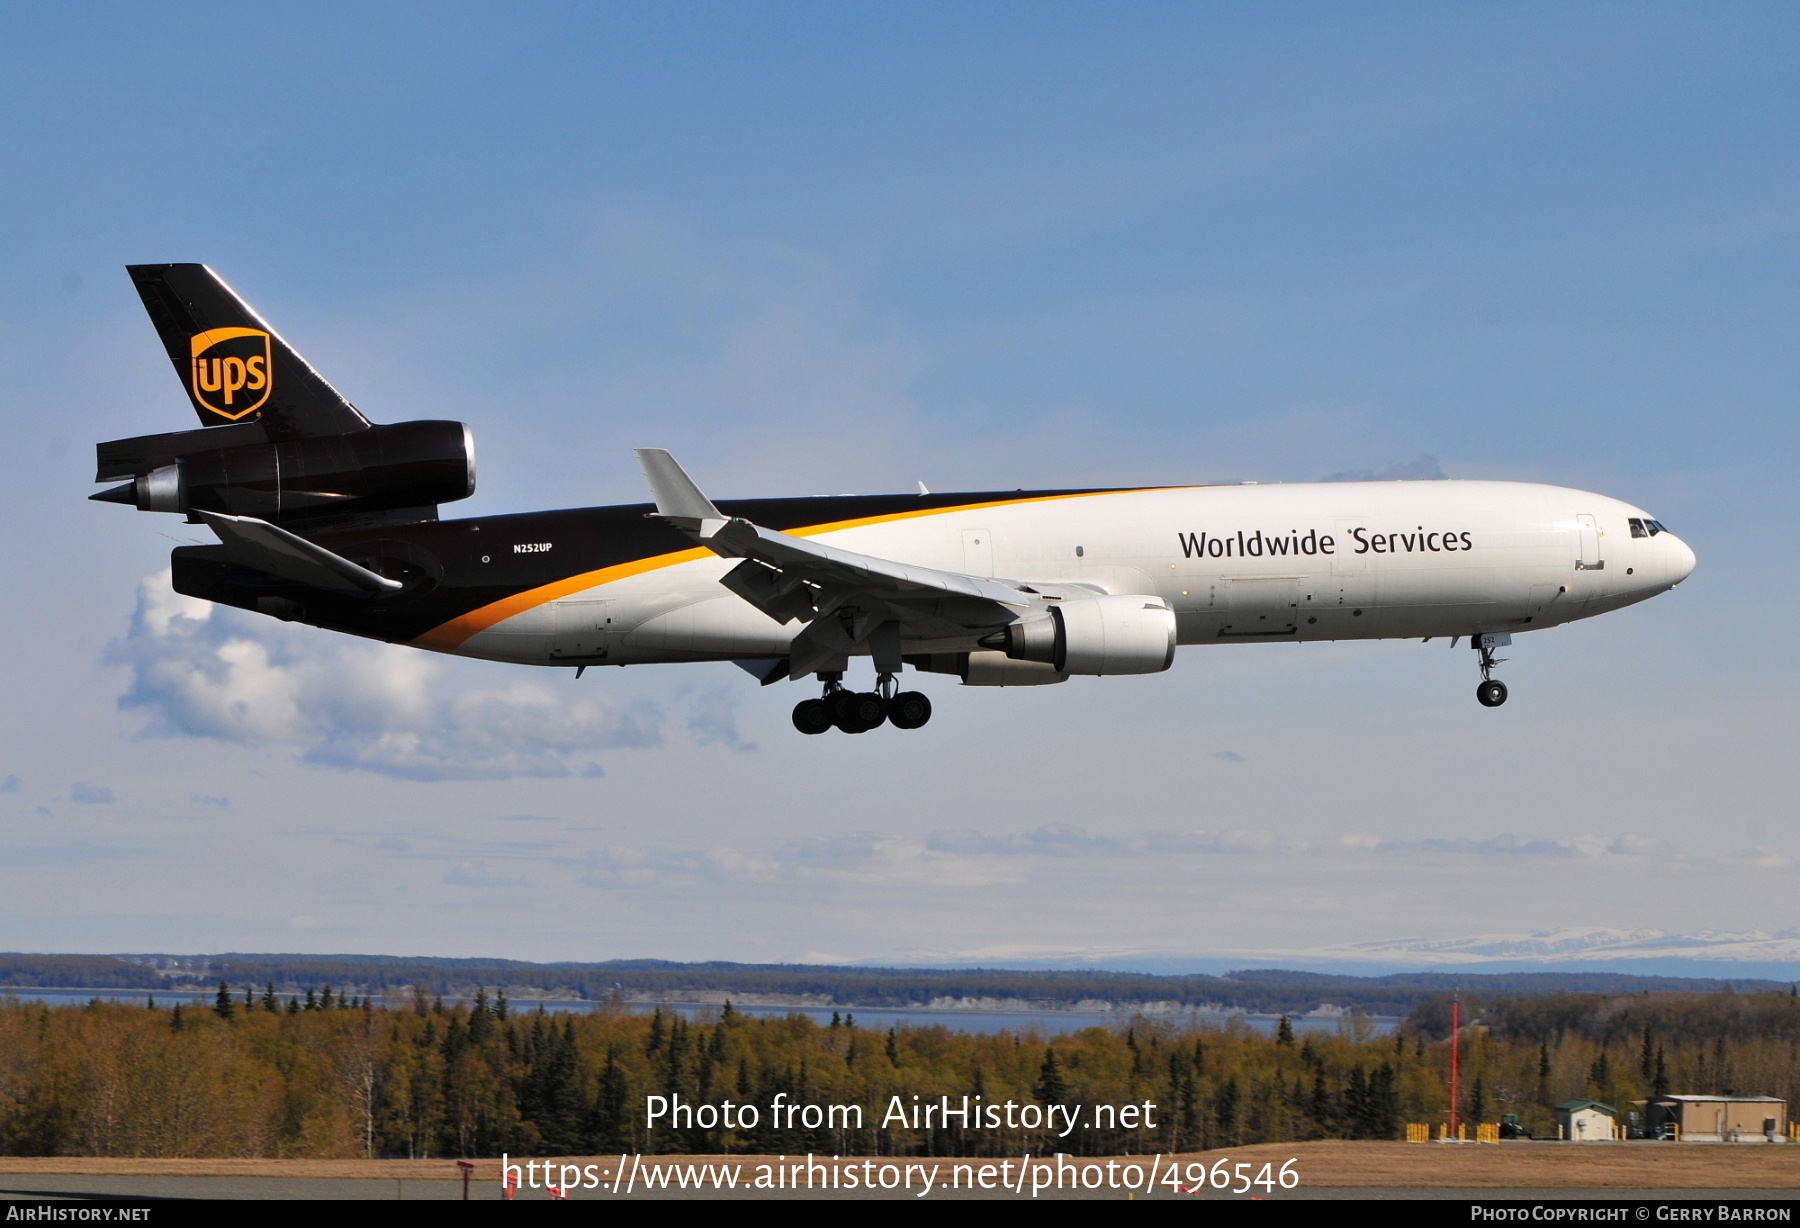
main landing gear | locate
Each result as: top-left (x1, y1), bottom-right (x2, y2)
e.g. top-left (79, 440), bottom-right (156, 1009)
top-left (1472, 633), bottom-right (1510, 708)
top-left (791, 672), bottom-right (932, 735)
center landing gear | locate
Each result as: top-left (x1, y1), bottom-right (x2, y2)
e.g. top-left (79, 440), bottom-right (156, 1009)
top-left (1472, 633), bottom-right (1511, 707)
top-left (790, 672), bottom-right (932, 734)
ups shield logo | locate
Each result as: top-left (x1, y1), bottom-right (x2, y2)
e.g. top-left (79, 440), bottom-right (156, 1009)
top-left (190, 327), bottom-right (272, 420)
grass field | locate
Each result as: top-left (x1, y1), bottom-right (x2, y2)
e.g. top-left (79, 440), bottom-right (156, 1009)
top-left (3, 1141), bottom-right (1795, 1190)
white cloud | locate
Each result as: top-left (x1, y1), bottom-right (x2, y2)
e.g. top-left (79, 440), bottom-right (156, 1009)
top-left (444, 862), bottom-right (532, 889)
top-left (108, 571), bottom-right (665, 781)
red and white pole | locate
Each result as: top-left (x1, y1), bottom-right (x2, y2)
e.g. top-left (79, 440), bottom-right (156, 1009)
top-left (1450, 999), bottom-right (1461, 1140)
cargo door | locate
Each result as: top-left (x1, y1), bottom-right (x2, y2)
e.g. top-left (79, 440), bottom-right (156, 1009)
top-left (1219, 577), bottom-right (1300, 637)
top-left (552, 599), bottom-right (613, 661)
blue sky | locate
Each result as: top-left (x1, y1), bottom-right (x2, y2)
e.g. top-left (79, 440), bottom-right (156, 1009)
top-left (0, 2), bottom-right (1795, 969)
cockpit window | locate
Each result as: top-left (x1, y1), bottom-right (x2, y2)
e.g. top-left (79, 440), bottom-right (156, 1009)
top-left (1629, 518), bottom-right (1648, 538)
top-left (1646, 519), bottom-right (1666, 536)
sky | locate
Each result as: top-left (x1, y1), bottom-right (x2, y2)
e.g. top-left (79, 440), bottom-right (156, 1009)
top-left (0, 2), bottom-right (1795, 972)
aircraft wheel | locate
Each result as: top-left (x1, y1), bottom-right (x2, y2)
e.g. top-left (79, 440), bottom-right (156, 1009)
top-left (887, 691), bottom-right (932, 730)
top-left (1476, 679), bottom-right (1508, 708)
top-left (837, 691), bottom-right (886, 731)
top-left (828, 690), bottom-right (860, 726)
top-left (792, 698), bottom-right (833, 735)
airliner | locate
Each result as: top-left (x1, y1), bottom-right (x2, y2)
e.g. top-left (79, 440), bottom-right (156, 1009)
top-left (93, 265), bottom-right (1696, 734)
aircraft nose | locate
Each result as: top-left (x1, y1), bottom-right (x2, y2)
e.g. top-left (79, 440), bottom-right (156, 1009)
top-left (1670, 536), bottom-right (1696, 585)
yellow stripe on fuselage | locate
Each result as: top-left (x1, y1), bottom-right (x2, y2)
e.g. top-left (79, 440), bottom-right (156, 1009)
top-left (409, 488), bottom-right (1165, 653)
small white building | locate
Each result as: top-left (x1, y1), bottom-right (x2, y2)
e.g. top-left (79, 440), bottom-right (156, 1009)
top-left (1556, 1099), bottom-right (1616, 1141)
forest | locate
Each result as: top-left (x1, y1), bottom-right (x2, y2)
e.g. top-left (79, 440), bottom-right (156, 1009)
top-left (0, 985), bottom-right (1794, 1159)
top-left (2, 952), bottom-right (1788, 1016)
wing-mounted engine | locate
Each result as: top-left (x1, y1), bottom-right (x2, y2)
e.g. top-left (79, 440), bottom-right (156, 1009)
top-left (91, 419), bottom-right (475, 528)
top-left (983, 594), bottom-right (1176, 675)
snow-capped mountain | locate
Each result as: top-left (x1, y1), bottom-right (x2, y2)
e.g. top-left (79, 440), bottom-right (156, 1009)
top-left (1315, 927), bottom-right (1800, 966)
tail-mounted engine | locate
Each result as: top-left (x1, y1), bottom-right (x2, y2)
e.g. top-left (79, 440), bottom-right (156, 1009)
top-left (91, 419), bottom-right (475, 527)
top-left (985, 594), bottom-right (1177, 675)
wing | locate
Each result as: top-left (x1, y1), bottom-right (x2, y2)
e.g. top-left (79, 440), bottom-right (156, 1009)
top-left (634, 448), bottom-right (1065, 677)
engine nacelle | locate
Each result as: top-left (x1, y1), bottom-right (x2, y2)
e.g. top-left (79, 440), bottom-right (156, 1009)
top-left (93, 420), bottom-right (475, 526)
top-left (904, 651), bottom-right (1068, 686)
top-left (963, 651), bottom-right (1068, 686)
top-left (992, 594), bottom-right (1176, 676)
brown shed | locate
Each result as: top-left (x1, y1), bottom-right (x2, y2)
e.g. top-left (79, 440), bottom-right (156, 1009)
top-left (1644, 1096), bottom-right (1788, 1142)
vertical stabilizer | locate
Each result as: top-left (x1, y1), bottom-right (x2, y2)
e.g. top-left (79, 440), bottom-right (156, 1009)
top-left (126, 264), bottom-right (371, 439)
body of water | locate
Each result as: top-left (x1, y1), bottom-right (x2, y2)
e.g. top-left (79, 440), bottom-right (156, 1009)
top-left (4, 987), bottom-right (1396, 1037)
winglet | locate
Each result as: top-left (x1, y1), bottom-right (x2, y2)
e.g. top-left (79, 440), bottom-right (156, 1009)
top-left (635, 448), bottom-right (723, 527)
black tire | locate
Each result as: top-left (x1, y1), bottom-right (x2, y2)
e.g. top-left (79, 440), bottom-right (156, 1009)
top-left (1476, 679), bottom-right (1508, 708)
top-left (830, 690), bottom-right (870, 734)
top-left (792, 698), bottom-right (832, 735)
top-left (844, 691), bottom-right (887, 729)
top-left (828, 690), bottom-right (860, 725)
top-left (887, 691), bottom-right (932, 730)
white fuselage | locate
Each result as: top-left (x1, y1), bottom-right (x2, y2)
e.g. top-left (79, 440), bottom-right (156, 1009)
top-left (459, 481), bottom-right (1696, 668)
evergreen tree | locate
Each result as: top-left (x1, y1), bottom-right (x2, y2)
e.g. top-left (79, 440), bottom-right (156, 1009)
top-left (1470, 1072), bottom-right (1487, 1125)
top-left (145, 994), bottom-right (155, 1010)
top-left (1213, 1076), bottom-right (1240, 1146)
top-left (262, 982), bottom-right (278, 1013)
top-left (1586, 1052), bottom-right (1610, 1099)
top-left (305, 988), bottom-right (317, 1011)
top-left (214, 982), bottom-right (235, 1020)
top-left (494, 989), bottom-right (509, 1021)
top-left (1537, 1041), bottom-right (1553, 1105)
top-left (1034, 1048), bottom-right (1069, 1105)
top-left (170, 1002), bottom-right (184, 1031)
top-left (520, 1013), bottom-right (583, 1153)
top-left (286, 995), bottom-right (301, 1016)
top-left (588, 1046), bottom-right (631, 1152)
top-left (243, 985), bottom-right (254, 1011)
top-left (1652, 1047), bottom-right (1670, 1099)
top-left (1370, 1063), bottom-right (1401, 1139)
top-left (1275, 1015), bottom-right (1295, 1047)
top-left (321, 985), bottom-right (334, 1010)
top-left (886, 1028), bottom-right (900, 1067)
top-left (647, 1007), bottom-right (664, 1055)
top-left (1639, 1026), bottom-right (1656, 1081)
top-left (1343, 1066), bottom-right (1369, 1136)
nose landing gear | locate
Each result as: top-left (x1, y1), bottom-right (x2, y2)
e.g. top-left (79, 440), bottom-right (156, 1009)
top-left (790, 671), bottom-right (932, 734)
top-left (1472, 633), bottom-right (1511, 707)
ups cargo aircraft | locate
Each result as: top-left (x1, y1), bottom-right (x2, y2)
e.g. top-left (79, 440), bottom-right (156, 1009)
top-left (93, 265), bottom-right (1697, 735)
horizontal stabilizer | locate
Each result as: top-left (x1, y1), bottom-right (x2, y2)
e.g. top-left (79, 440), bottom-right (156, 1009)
top-left (196, 510), bottom-right (402, 596)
